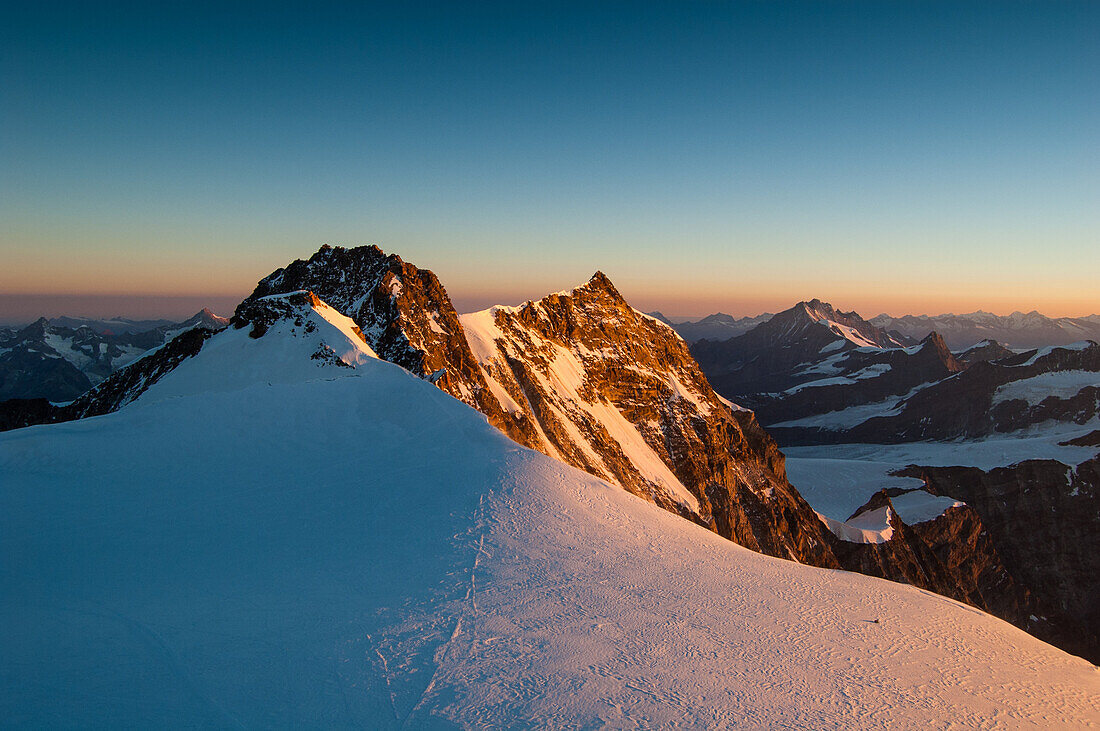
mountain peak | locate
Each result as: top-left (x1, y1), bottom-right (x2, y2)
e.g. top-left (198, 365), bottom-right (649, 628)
top-left (583, 270), bottom-right (619, 294)
top-left (915, 331), bottom-right (963, 372)
top-left (556, 270), bottom-right (626, 305)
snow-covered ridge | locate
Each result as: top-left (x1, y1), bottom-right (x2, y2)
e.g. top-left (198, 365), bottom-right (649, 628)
top-left (3, 328), bottom-right (1098, 726)
top-left (134, 291), bottom-right (377, 405)
top-left (1010, 340), bottom-right (1096, 368)
top-left (799, 299), bottom-right (907, 349)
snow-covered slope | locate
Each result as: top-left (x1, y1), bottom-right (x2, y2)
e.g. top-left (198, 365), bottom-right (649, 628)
top-left (2, 313), bottom-right (1097, 727)
top-left (138, 292), bottom-right (377, 403)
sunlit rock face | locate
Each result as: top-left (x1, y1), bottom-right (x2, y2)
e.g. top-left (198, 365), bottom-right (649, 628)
top-left (237, 244), bottom-right (545, 453)
top-left (459, 272), bottom-right (840, 566)
top-left (240, 245), bottom-right (840, 566)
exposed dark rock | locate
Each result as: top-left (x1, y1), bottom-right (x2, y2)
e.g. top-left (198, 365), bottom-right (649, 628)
top-left (840, 342), bottom-right (1100, 443)
top-left (955, 339), bottom-right (1015, 366)
top-left (896, 457), bottom-right (1100, 662)
top-left (0, 328), bottom-right (218, 432)
top-left (1060, 430), bottom-right (1100, 447)
top-left (0, 348), bottom-right (92, 401)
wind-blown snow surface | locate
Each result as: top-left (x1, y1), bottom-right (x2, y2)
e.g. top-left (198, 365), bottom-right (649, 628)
top-left (2, 346), bottom-right (1098, 726)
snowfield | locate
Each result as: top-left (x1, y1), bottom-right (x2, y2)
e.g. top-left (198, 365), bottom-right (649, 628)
top-left (2, 318), bottom-right (1098, 727)
top-left (992, 369), bottom-right (1099, 406)
top-left (785, 424), bottom-right (1099, 523)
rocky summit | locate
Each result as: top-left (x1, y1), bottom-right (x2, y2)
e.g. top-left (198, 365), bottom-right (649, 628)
top-left (239, 246), bottom-right (841, 566)
top-left (459, 272), bottom-right (839, 564)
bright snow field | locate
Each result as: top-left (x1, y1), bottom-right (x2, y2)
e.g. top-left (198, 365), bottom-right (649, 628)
top-left (2, 318), bottom-right (1097, 727)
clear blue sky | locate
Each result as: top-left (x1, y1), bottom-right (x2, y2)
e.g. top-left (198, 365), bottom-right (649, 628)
top-left (2, 1), bottom-right (1097, 319)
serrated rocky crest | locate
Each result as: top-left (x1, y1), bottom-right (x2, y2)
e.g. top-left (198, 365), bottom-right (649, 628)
top-left (461, 272), bottom-right (840, 563)
top-left (238, 245), bottom-right (545, 451)
top-left (238, 246), bottom-right (840, 565)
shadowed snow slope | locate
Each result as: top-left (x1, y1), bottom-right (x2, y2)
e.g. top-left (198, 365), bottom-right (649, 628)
top-left (2, 330), bottom-right (1098, 727)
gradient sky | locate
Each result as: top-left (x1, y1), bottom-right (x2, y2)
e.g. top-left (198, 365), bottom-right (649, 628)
top-left (2, 1), bottom-right (1097, 321)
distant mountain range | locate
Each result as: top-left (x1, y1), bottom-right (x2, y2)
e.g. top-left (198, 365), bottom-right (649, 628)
top-left (870, 311), bottom-right (1100, 350)
top-left (650, 311), bottom-right (774, 342)
top-left (668, 307), bottom-right (1100, 349)
top-left (0, 309), bottom-right (228, 401)
top-left (688, 295), bottom-right (1099, 661)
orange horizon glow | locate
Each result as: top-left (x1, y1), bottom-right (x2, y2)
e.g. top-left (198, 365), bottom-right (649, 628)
top-left (3, 283), bottom-right (1096, 323)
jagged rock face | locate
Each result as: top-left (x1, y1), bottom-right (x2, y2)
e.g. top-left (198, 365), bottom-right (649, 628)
top-left (239, 249), bottom-right (842, 566)
top-left (897, 457), bottom-right (1100, 663)
top-left (825, 487), bottom-right (1095, 660)
top-left (460, 273), bottom-right (840, 566)
top-left (237, 245), bottom-right (544, 452)
top-left (833, 492), bottom-right (972, 603)
top-left (843, 491), bottom-right (1040, 618)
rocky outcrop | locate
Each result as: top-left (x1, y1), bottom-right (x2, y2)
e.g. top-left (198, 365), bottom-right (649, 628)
top-left (896, 456), bottom-right (1100, 662)
top-left (822, 485), bottom-right (1093, 661)
top-left (1061, 430), bottom-right (1100, 447)
top-left (235, 247), bottom-right (844, 566)
top-left (0, 397), bottom-right (61, 431)
top-left (743, 333), bottom-right (962, 425)
top-left (833, 342), bottom-right (1100, 443)
top-left (237, 245), bottom-right (545, 452)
